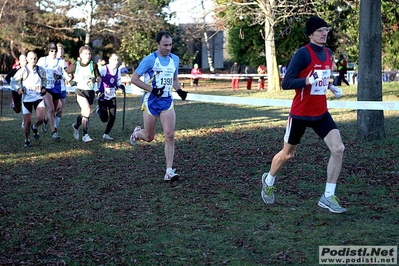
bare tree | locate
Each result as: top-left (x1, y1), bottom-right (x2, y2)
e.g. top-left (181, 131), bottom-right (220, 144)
top-left (173, 0), bottom-right (222, 72)
top-left (357, 0), bottom-right (385, 140)
top-left (199, 0), bottom-right (219, 73)
top-left (83, 0), bottom-right (96, 46)
top-left (0, 0), bottom-right (76, 59)
top-left (55, 0), bottom-right (97, 45)
top-left (216, 0), bottom-right (318, 92)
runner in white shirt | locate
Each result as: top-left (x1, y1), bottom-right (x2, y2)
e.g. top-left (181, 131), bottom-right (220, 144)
top-left (37, 42), bottom-right (68, 141)
top-left (54, 43), bottom-right (72, 131)
top-left (64, 45), bottom-right (101, 143)
top-left (10, 51), bottom-right (47, 148)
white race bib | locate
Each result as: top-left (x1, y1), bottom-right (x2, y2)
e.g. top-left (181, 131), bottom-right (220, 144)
top-left (104, 87), bottom-right (116, 100)
top-left (310, 69), bottom-right (331, 95)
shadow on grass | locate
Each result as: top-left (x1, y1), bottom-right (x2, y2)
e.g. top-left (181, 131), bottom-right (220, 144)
top-left (0, 92), bottom-right (398, 265)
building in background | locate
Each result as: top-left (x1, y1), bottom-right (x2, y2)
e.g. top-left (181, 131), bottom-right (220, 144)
top-left (178, 23), bottom-right (225, 71)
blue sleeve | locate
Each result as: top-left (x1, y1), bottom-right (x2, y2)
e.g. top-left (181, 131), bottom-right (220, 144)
top-left (170, 54), bottom-right (180, 76)
top-left (281, 47), bottom-right (311, 90)
top-left (135, 54), bottom-right (155, 76)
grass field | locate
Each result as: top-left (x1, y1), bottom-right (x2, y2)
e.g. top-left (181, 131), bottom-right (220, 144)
top-left (1, 80), bottom-right (399, 265)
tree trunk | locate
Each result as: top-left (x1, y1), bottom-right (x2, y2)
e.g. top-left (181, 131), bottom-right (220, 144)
top-left (201, 0), bottom-right (215, 73)
top-left (357, 0), bottom-right (385, 140)
top-left (203, 31), bottom-right (215, 73)
top-left (264, 15), bottom-right (280, 92)
top-left (84, 0), bottom-right (94, 46)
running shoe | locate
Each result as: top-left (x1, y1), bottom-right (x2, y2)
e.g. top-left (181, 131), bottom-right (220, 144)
top-left (52, 132), bottom-right (60, 141)
top-left (103, 134), bottom-right (114, 141)
top-left (31, 125), bottom-right (40, 140)
top-left (82, 134), bottom-right (93, 143)
top-left (72, 123), bottom-right (79, 140)
top-left (129, 126), bottom-right (141, 145)
top-left (42, 119), bottom-right (48, 133)
top-left (21, 122), bottom-right (24, 129)
top-left (24, 140), bottom-right (31, 148)
top-left (261, 172), bottom-right (276, 204)
top-left (164, 169), bottom-right (180, 181)
top-left (318, 194), bottom-right (347, 213)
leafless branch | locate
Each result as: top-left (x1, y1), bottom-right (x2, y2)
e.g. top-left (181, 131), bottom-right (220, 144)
top-left (27, 21), bottom-right (74, 32)
top-left (0, 0), bottom-right (8, 21)
top-left (383, 0), bottom-right (399, 4)
top-left (98, 28), bottom-right (117, 34)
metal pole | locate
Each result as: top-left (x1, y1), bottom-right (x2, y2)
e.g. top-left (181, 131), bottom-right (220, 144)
top-left (0, 89), bottom-right (3, 116)
top-left (122, 89), bottom-right (126, 131)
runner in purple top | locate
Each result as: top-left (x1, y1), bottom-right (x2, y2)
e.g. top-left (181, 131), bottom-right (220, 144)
top-left (96, 53), bottom-right (125, 141)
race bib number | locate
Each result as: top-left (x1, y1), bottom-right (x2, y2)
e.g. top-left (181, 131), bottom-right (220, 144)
top-left (156, 71), bottom-right (174, 91)
top-left (160, 77), bottom-right (173, 87)
top-left (26, 85), bottom-right (40, 93)
top-left (104, 87), bottom-right (116, 100)
top-left (45, 69), bottom-right (56, 88)
top-left (310, 69), bottom-right (330, 95)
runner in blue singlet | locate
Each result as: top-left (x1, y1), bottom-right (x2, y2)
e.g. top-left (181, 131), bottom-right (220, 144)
top-left (130, 31), bottom-right (188, 181)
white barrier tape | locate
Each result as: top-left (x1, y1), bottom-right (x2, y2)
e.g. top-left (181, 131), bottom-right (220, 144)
top-left (179, 73), bottom-right (268, 79)
top-left (63, 84), bottom-right (398, 111)
top-left (326, 100), bottom-right (399, 110)
top-left (178, 72), bottom-right (341, 79)
top-left (171, 91), bottom-right (399, 111)
top-left (175, 92), bottom-right (292, 107)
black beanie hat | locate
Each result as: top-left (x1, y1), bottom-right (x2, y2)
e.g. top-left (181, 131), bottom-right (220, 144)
top-left (305, 16), bottom-right (328, 36)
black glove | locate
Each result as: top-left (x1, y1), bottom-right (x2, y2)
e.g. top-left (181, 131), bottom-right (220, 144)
top-left (90, 77), bottom-right (97, 83)
top-left (40, 86), bottom-right (47, 96)
top-left (118, 84), bottom-right (125, 92)
top-left (69, 80), bottom-right (77, 86)
top-left (151, 86), bottom-right (165, 98)
top-left (54, 74), bottom-right (63, 80)
top-left (96, 90), bottom-right (104, 99)
top-left (177, 89), bottom-right (188, 100)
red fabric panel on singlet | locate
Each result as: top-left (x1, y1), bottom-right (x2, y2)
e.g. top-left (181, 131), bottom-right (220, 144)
top-left (290, 44), bottom-right (332, 118)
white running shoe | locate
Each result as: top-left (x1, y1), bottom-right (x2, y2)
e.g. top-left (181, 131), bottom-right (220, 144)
top-left (52, 132), bottom-right (60, 141)
top-left (261, 172), bottom-right (276, 204)
top-left (72, 123), bottom-right (79, 140)
top-left (164, 169), bottom-right (180, 181)
top-left (129, 126), bottom-right (141, 145)
top-left (103, 134), bottom-right (114, 140)
top-left (82, 134), bottom-right (93, 143)
top-left (318, 194), bottom-right (347, 213)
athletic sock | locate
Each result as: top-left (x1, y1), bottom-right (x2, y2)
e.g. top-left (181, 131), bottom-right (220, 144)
top-left (31, 124), bottom-right (38, 134)
top-left (82, 116), bottom-right (89, 135)
top-left (54, 115), bottom-right (61, 128)
top-left (324, 183), bottom-right (336, 198)
top-left (266, 173), bottom-right (275, 186)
